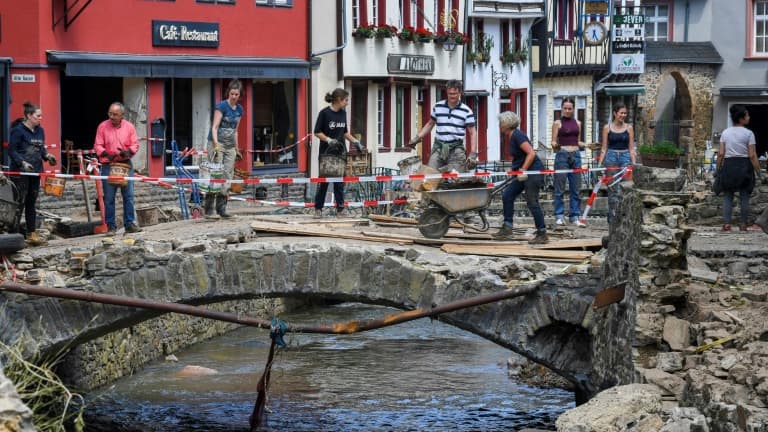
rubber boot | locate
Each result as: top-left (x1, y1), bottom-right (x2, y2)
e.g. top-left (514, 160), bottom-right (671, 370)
top-left (204, 194), bottom-right (219, 220)
top-left (217, 196), bottom-right (232, 219)
top-left (756, 207), bottom-right (768, 235)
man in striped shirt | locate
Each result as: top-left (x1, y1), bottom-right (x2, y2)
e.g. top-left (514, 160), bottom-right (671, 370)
top-left (408, 80), bottom-right (478, 172)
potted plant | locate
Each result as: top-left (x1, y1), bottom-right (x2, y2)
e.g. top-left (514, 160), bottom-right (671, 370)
top-left (500, 43), bottom-right (516, 65)
top-left (514, 47), bottom-right (528, 63)
top-left (472, 33), bottom-right (493, 64)
top-left (398, 25), bottom-right (415, 41)
top-left (638, 140), bottom-right (682, 168)
top-left (414, 27), bottom-right (434, 43)
top-left (352, 24), bottom-right (376, 39)
top-left (375, 24), bottom-right (398, 39)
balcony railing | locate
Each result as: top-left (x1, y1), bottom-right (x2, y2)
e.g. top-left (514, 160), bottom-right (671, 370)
top-left (536, 37), bottom-right (609, 76)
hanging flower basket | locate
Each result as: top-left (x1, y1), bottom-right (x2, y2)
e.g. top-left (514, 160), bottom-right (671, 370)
top-left (414, 27), bottom-right (434, 43)
top-left (352, 25), bottom-right (376, 39)
top-left (398, 26), bottom-right (415, 41)
top-left (375, 25), bottom-right (398, 39)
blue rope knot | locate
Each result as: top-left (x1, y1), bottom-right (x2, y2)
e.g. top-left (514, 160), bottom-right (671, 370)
top-left (270, 318), bottom-right (287, 347)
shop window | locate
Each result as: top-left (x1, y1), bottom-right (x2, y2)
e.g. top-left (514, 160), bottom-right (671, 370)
top-left (351, 83), bottom-right (367, 146)
top-left (255, 0), bottom-right (293, 6)
top-left (377, 88), bottom-right (385, 149)
top-left (395, 85), bottom-right (411, 149)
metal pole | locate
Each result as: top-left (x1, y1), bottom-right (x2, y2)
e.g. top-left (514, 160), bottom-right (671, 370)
top-left (0, 280), bottom-right (541, 334)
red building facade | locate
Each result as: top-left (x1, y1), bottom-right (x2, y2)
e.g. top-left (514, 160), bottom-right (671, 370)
top-left (0, 0), bottom-right (311, 177)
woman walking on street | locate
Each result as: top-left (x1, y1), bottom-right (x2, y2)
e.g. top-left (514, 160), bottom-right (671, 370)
top-left (312, 88), bottom-right (364, 218)
top-left (717, 104), bottom-right (761, 232)
top-left (551, 98), bottom-right (585, 227)
top-left (600, 103), bottom-right (635, 224)
top-left (8, 101), bottom-right (57, 246)
top-left (205, 79), bottom-right (243, 219)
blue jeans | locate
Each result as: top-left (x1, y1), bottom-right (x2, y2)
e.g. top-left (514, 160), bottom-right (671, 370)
top-left (603, 150), bottom-right (631, 224)
top-left (553, 150), bottom-right (582, 221)
top-left (102, 162), bottom-right (136, 229)
top-left (723, 190), bottom-right (751, 225)
top-left (501, 160), bottom-right (546, 233)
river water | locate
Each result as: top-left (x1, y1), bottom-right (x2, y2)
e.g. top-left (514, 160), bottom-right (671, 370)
top-left (84, 303), bottom-right (574, 431)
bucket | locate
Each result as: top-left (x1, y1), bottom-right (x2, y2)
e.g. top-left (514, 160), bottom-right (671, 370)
top-left (199, 160), bottom-right (225, 194)
top-left (397, 155), bottom-right (423, 175)
top-left (319, 154), bottom-right (347, 177)
top-left (43, 176), bottom-right (66, 197)
top-left (136, 206), bottom-right (160, 227)
top-left (229, 167), bottom-right (249, 194)
top-left (108, 162), bottom-right (131, 187)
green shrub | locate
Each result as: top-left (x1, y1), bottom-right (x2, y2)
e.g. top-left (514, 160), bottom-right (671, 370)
top-left (638, 140), bottom-right (681, 156)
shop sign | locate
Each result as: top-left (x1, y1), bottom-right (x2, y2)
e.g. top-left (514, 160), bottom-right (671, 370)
top-left (611, 54), bottom-right (645, 74)
top-left (613, 26), bottom-right (644, 40)
top-left (387, 55), bottom-right (435, 75)
top-left (613, 15), bottom-right (645, 25)
top-left (584, 0), bottom-right (609, 15)
top-left (152, 20), bottom-right (219, 48)
top-left (612, 41), bottom-right (644, 52)
top-left (11, 74), bottom-right (35, 83)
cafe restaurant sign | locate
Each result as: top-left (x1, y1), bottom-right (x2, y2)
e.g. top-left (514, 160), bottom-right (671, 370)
top-left (152, 20), bottom-right (220, 48)
top-left (387, 55), bottom-right (435, 75)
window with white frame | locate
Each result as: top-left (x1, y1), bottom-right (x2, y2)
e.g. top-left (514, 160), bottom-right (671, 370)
top-left (643, 2), bottom-right (669, 41)
top-left (754, 0), bottom-right (768, 54)
top-left (255, 0), bottom-right (293, 5)
top-left (198, 0), bottom-right (235, 4)
top-left (553, 0), bottom-right (574, 41)
top-left (372, 0), bottom-right (379, 26)
top-left (352, 0), bottom-right (360, 28)
top-left (377, 87), bottom-right (385, 148)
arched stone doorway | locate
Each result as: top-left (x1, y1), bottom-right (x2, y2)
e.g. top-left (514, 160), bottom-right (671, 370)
top-left (649, 71), bottom-right (693, 169)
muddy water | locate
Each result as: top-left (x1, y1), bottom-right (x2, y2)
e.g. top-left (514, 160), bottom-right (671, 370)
top-left (85, 303), bottom-right (574, 431)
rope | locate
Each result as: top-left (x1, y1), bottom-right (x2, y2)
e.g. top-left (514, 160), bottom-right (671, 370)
top-left (250, 318), bottom-right (287, 431)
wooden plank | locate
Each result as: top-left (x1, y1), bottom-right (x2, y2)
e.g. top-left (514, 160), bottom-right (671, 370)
top-left (440, 244), bottom-right (593, 261)
top-left (592, 282), bottom-right (627, 308)
top-left (251, 215), bottom-right (369, 227)
top-left (250, 222), bottom-right (412, 245)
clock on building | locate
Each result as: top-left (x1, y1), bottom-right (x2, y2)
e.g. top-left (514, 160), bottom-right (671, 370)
top-left (584, 21), bottom-right (607, 46)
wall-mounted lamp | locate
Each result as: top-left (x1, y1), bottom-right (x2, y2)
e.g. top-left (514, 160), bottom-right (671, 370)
top-left (442, 38), bottom-right (457, 52)
top-left (491, 65), bottom-right (510, 98)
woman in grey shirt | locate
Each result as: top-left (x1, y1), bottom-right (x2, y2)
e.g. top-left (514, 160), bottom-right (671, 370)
top-left (717, 105), bottom-right (762, 231)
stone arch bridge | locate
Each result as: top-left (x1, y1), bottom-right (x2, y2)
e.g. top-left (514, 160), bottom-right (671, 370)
top-left (0, 197), bottom-right (639, 403)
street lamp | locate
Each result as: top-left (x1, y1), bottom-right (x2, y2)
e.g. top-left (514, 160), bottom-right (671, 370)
top-left (442, 37), bottom-right (457, 52)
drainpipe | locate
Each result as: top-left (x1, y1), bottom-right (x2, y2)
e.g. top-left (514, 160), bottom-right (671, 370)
top-left (684, 0), bottom-right (690, 42)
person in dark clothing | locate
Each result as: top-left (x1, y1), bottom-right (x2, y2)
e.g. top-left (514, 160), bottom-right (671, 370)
top-left (313, 88), bottom-right (364, 218)
top-left (717, 104), bottom-right (762, 231)
top-left (8, 101), bottom-right (57, 245)
top-left (493, 111), bottom-right (548, 244)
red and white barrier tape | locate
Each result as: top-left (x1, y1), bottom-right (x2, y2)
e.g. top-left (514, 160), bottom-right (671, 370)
top-left (579, 165), bottom-right (633, 224)
top-left (248, 133), bottom-right (313, 153)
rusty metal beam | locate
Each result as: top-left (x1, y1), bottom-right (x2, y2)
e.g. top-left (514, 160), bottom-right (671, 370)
top-left (592, 281), bottom-right (627, 309)
top-left (0, 280), bottom-right (541, 334)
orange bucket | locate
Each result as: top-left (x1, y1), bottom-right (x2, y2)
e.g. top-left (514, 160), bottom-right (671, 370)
top-left (43, 176), bottom-right (66, 197)
top-left (108, 162), bottom-right (131, 187)
top-left (229, 168), bottom-right (249, 194)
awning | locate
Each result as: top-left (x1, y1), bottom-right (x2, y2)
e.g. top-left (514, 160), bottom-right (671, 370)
top-left (464, 90), bottom-right (491, 97)
top-left (47, 51), bottom-right (310, 79)
top-left (597, 83), bottom-right (645, 96)
top-left (719, 86), bottom-right (768, 97)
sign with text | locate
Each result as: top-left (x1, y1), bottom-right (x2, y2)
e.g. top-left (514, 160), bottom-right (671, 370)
top-left (387, 54), bottom-right (435, 75)
top-left (11, 74), bottom-right (35, 83)
top-left (585, 0), bottom-right (609, 14)
top-left (611, 54), bottom-right (645, 74)
top-left (152, 20), bottom-right (219, 47)
top-left (613, 15), bottom-right (645, 25)
top-left (613, 26), bottom-right (645, 40)
top-left (613, 40), bottom-right (644, 52)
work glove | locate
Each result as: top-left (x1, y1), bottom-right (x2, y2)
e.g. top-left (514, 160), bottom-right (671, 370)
top-left (516, 173), bottom-right (528, 182)
top-left (45, 154), bottom-right (57, 165)
top-left (236, 150), bottom-right (243, 161)
top-left (0, 174), bottom-right (7, 186)
top-left (21, 161), bottom-right (34, 172)
top-left (466, 152), bottom-right (478, 169)
top-left (407, 136), bottom-right (421, 149)
top-left (353, 140), bottom-right (364, 153)
top-left (101, 151), bottom-right (116, 162)
top-left (119, 150), bottom-right (131, 159)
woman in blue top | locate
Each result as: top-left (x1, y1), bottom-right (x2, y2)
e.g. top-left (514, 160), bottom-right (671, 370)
top-left (9, 101), bottom-right (57, 245)
top-left (493, 111), bottom-right (548, 244)
top-left (599, 103), bottom-right (635, 223)
top-left (204, 80), bottom-right (243, 219)
top-left (312, 88), bottom-right (364, 218)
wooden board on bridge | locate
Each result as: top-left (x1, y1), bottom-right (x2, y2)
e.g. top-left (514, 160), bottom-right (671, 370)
top-left (440, 244), bottom-right (593, 262)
